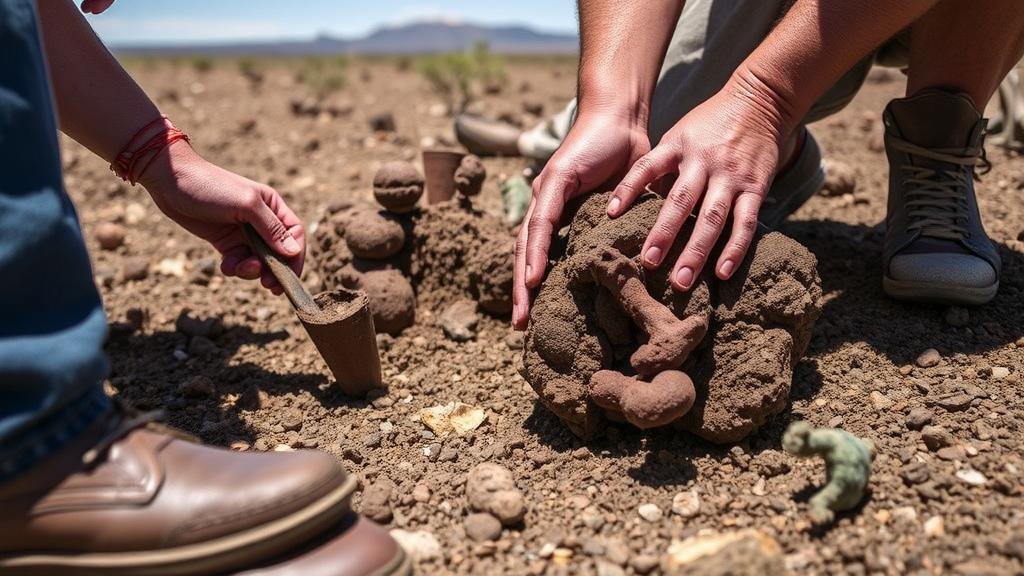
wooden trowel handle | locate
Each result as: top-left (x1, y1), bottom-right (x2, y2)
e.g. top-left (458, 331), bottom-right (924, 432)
top-left (242, 224), bottom-right (320, 316)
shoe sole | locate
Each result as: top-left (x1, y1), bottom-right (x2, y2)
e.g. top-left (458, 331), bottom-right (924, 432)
top-left (0, 474), bottom-right (358, 576)
top-left (372, 548), bottom-right (413, 576)
top-left (883, 276), bottom-right (999, 306)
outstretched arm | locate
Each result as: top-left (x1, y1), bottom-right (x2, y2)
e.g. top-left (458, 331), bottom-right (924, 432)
top-left (611, 0), bottom-right (941, 292)
top-left (36, 0), bottom-right (304, 294)
top-left (512, 0), bottom-right (684, 329)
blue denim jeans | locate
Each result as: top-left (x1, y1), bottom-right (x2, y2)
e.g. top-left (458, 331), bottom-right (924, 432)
top-left (0, 0), bottom-right (110, 482)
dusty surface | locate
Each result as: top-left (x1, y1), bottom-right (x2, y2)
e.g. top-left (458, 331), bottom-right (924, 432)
top-left (523, 193), bottom-right (821, 443)
top-left (69, 58), bottom-right (1024, 575)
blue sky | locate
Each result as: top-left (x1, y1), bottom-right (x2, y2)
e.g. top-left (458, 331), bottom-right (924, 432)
top-left (87, 1), bottom-right (579, 46)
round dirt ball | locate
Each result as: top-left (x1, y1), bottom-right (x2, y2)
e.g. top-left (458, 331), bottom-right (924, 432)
top-left (454, 154), bottom-right (486, 197)
top-left (357, 269), bottom-right (416, 336)
top-left (344, 210), bottom-right (406, 260)
top-left (372, 161), bottom-right (424, 213)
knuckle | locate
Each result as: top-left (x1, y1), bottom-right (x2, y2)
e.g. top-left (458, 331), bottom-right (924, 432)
top-left (701, 203), bottom-right (729, 229)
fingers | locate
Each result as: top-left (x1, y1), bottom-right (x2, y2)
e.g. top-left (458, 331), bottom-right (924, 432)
top-left (512, 201), bottom-right (535, 330)
top-left (715, 190), bottom-right (763, 280)
top-left (524, 173), bottom-right (574, 289)
top-left (640, 166), bottom-right (707, 269)
top-left (242, 187), bottom-right (305, 274)
top-left (607, 147), bottom-right (677, 218)
top-left (80, 0), bottom-right (115, 14)
top-left (671, 178), bottom-right (735, 291)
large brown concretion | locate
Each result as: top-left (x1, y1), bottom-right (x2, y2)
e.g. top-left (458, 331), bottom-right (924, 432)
top-left (578, 247), bottom-right (707, 377)
top-left (590, 369), bottom-right (696, 429)
top-left (522, 192), bottom-right (822, 443)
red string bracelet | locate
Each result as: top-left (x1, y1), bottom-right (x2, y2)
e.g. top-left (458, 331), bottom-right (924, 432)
top-left (110, 115), bottom-right (190, 185)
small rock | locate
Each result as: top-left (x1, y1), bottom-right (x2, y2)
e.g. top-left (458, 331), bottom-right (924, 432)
top-left (637, 503), bottom-right (662, 522)
top-left (412, 483), bottom-right (431, 503)
top-left (175, 312), bottom-right (223, 339)
top-left (900, 462), bottom-right (931, 485)
top-left (991, 366), bottom-right (1010, 380)
top-left (936, 446), bottom-right (966, 461)
top-left (178, 375), bottom-right (215, 398)
top-left (389, 529), bottom-right (441, 561)
top-left (916, 348), bottom-right (941, 368)
top-left (596, 560), bottom-right (626, 576)
top-left (905, 408), bottom-right (933, 430)
top-left (928, 393), bottom-right (974, 412)
top-left (662, 530), bottom-right (785, 575)
top-left (892, 506), bottom-right (918, 522)
top-left (822, 160), bottom-right (857, 196)
top-left (921, 425), bottom-right (953, 451)
top-left (119, 258), bottom-right (149, 282)
top-left (440, 299), bottom-right (479, 342)
top-left (630, 555), bottom-right (659, 575)
top-left (369, 112), bottom-right (396, 132)
top-left (671, 489), bottom-right (701, 518)
top-left (944, 307), bottom-right (970, 327)
top-left (467, 463), bottom-right (526, 526)
top-left (280, 407), bottom-right (304, 431)
top-left (955, 468), bottom-right (988, 486)
top-left (423, 443), bottom-right (442, 460)
top-left (464, 512), bottom-right (502, 542)
top-left (96, 222), bottom-right (126, 250)
top-left (869, 391), bottom-right (893, 410)
top-left (923, 515), bottom-right (945, 538)
top-left (361, 481), bottom-right (394, 522)
top-left (362, 432), bottom-right (382, 448)
top-left (187, 335), bottom-right (219, 357)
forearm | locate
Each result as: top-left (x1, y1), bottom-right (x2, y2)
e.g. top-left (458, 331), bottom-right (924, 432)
top-left (36, 0), bottom-right (161, 163)
top-left (730, 0), bottom-right (939, 136)
top-left (576, 0), bottom-right (684, 123)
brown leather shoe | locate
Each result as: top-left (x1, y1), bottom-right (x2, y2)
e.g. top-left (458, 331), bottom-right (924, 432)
top-left (454, 114), bottom-right (523, 157)
top-left (235, 514), bottom-right (410, 576)
top-left (0, 409), bottom-right (357, 576)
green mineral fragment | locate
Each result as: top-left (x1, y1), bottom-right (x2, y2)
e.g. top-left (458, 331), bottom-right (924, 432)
top-left (501, 176), bottom-right (531, 226)
top-left (782, 421), bottom-right (874, 526)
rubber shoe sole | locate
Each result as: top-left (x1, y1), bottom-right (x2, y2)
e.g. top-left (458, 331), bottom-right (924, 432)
top-left (883, 276), bottom-right (999, 306)
top-left (0, 475), bottom-right (358, 576)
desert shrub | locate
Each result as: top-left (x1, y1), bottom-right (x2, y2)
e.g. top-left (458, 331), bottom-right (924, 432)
top-left (190, 56), bottom-right (214, 73)
top-left (296, 56), bottom-right (349, 99)
top-left (417, 41), bottom-right (507, 114)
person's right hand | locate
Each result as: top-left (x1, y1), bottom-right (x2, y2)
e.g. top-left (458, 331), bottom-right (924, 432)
top-left (512, 111), bottom-right (650, 329)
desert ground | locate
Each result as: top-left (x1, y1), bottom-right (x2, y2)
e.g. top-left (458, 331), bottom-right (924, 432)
top-left (63, 56), bottom-right (1024, 575)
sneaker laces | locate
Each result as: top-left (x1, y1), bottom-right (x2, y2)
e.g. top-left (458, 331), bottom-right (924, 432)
top-left (82, 401), bottom-right (195, 466)
top-left (889, 136), bottom-right (988, 241)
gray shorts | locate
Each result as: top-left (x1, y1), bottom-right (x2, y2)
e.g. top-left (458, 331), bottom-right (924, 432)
top-left (519, 0), bottom-right (909, 158)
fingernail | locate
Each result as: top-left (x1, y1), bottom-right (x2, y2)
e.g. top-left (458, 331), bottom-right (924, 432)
top-left (283, 236), bottom-right (300, 254)
top-left (719, 260), bottom-right (735, 278)
top-left (526, 264), bottom-right (533, 279)
top-left (644, 246), bottom-right (663, 266)
top-left (675, 267), bottom-right (694, 289)
top-left (608, 197), bottom-right (621, 215)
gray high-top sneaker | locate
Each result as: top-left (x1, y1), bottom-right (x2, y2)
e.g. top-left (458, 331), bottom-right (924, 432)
top-left (882, 88), bottom-right (1000, 305)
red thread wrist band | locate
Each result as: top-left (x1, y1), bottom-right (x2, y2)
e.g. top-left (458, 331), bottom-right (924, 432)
top-left (110, 115), bottom-right (190, 185)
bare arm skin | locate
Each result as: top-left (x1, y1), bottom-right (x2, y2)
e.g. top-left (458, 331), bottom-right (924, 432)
top-left (36, 0), bottom-right (305, 294)
top-left (512, 0), bottom-right (684, 329)
top-left (610, 0), bottom-right (942, 292)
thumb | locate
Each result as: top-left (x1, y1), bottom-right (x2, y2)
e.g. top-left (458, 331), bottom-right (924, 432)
top-left (243, 197), bottom-right (302, 258)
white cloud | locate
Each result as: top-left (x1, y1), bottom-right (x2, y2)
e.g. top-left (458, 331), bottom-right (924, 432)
top-left (388, 4), bottom-right (464, 27)
top-left (91, 17), bottom-right (287, 45)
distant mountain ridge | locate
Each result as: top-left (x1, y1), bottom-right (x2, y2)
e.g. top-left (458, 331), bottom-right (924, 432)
top-left (114, 21), bottom-right (579, 55)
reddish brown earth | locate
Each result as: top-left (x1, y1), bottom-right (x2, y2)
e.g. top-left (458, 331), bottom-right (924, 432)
top-left (69, 58), bottom-right (1024, 575)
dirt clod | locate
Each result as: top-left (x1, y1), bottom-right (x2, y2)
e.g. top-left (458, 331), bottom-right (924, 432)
top-left (464, 512), bottom-right (503, 542)
top-left (467, 463), bottom-right (526, 526)
top-left (441, 299), bottom-right (480, 342)
top-left (361, 480), bottom-right (394, 522)
top-left (344, 210), bottom-right (405, 260)
top-left (523, 192), bottom-right (822, 442)
top-left (373, 161), bottom-right (424, 213)
top-left (822, 159), bottom-right (858, 196)
top-left (356, 269), bottom-right (416, 336)
top-left (96, 222), bottom-right (126, 250)
top-left (454, 154), bottom-right (486, 197)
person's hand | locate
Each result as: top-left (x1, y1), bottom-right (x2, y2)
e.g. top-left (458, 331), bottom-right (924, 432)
top-left (606, 80), bottom-right (786, 291)
top-left (80, 0), bottom-right (115, 14)
top-left (513, 111), bottom-right (650, 329)
top-left (138, 141), bottom-right (304, 295)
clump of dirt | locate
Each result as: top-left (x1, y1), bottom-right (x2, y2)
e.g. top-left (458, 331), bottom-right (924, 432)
top-left (454, 154), bottom-right (486, 197)
top-left (311, 197), bottom-right (514, 333)
top-left (355, 269), bottom-right (416, 336)
top-left (344, 209), bottom-right (405, 259)
top-left (522, 191), bottom-right (822, 443)
top-left (373, 161), bottom-right (424, 213)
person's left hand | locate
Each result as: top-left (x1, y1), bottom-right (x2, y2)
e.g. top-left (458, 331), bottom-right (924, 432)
top-left (138, 141), bottom-right (305, 296)
top-left (80, 0), bottom-right (115, 14)
top-left (605, 79), bottom-right (787, 291)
